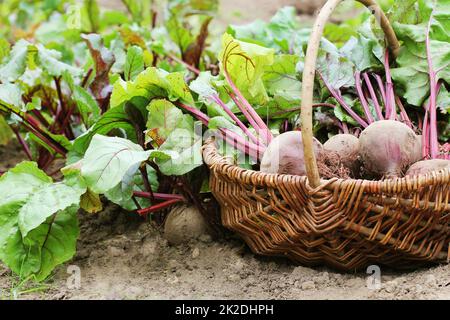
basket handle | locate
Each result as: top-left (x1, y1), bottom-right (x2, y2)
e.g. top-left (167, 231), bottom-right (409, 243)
top-left (300, 0), bottom-right (400, 187)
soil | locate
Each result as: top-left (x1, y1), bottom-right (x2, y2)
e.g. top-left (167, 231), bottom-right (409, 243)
top-left (0, 141), bottom-right (27, 173)
top-left (0, 173), bottom-right (449, 300)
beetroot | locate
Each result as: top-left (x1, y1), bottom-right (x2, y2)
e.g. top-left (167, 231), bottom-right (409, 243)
top-left (164, 205), bottom-right (209, 245)
top-left (260, 131), bottom-right (323, 176)
top-left (359, 120), bottom-right (422, 178)
top-left (414, 134), bottom-right (423, 163)
top-left (406, 159), bottom-right (450, 177)
top-left (323, 134), bottom-right (360, 174)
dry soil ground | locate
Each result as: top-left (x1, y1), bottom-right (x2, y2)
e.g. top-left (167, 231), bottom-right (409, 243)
top-left (1, 203), bottom-right (449, 300)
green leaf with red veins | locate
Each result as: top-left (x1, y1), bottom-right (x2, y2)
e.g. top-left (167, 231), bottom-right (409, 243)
top-left (156, 126), bottom-right (203, 176)
top-left (73, 85), bottom-right (101, 126)
top-left (317, 39), bottom-right (355, 90)
top-left (219, 33), bottom-right (275, 106)
top-left (23, 205), bottom-right (79, 281)
top-left (105, 164), bottom-right (158, 211)
top-left (18, 181), bottom-right (85, 237)
top-left (390, 1), bottom-right (450, 106)
top-left (0, 164), bottom-right (52, 245)
top-left (82, 33), bottom-right (115, 106)
top-left (80, 134), bottom-right (171, 194)
top-left (111, 67), bottom-right (195, 109)
top-left (80, 134), bottom-right (152, 194)
top-left (124, 45), bottom-right (144, 81)
top-left (0, 162), bottom-right (80, 281)
top-left (146, 99), bottom-right (194, 143)
top-left (70, 105), bottom-right (137, 160)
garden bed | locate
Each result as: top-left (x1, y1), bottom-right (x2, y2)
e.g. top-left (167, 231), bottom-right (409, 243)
top-left (0, 142), bottom-right (449, 300)
top-left (0, 0), bottom-right (449, 300)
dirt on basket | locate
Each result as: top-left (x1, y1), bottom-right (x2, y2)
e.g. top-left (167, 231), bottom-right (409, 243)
top-left (0, 199), bottom-right (449, 300)
top-left (317, 151), bottom-right (351, 179)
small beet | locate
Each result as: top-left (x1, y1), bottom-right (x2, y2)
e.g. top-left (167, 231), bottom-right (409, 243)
top-left (414, 134), bottom-right (423, 162)
top-left (164, 205), bottom-right (208, 245)
top-left (359, 120), bottom-right (422, 178)
top-left (323, 134), bottom-right (360, 174)
top-left (406, 159), bottom-right (450, 177)
top-left (260, 131), bottom-right (323, 176)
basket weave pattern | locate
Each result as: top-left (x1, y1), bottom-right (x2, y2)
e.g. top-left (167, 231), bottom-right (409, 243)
top-left (203, 141), bottom-right (450, 271)
top-left (202, 0), bottom-right (450, 271)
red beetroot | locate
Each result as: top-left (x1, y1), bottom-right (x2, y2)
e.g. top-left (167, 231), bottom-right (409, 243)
top-left (359, 120), bottom-right (422, 178)
top-left (260, 131), bottom-right (323, 176)
top-left (406, 159), bottom-right (450, 176)
top-left (323, 134), bottom-right (360, 174)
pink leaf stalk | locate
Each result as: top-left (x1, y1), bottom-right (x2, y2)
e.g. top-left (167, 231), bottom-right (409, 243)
top-left (175, 102), bottom-right (265, 160)
top-left (362, 72), bottom-right (383, 121)
top-left (355, 71), bottom-right (375, 124)
top-left (210, 94), bottom-right (260, 145)
top-left (395, 96), bottom-right (413, 129)
top-left (133, 191), bottom-right (186, 201)
top-left (373, 74), bottom-right (387, 106)
top-left (137, 198), bottom-right (183, 216)
top-left (422, 109), bottom-right (430, 158)
top-left (318, 72), bottom-right (369, 128)
top-left (219, 128), bottom-right (265, 160)
top-left (176, 102), bottom-right (210, 126)
top-left (342, 122), bottom-right (349, 134)
top-left (227, 90), bottom-right (260, 133)
top-left (384, 50), bottom-right (397, 120)
top-left (223, 71), bottom-right (273, 144)
top-left (168, 54), bottom-right (201, 75)
top-left (12, 127), bottom-right (33, 160)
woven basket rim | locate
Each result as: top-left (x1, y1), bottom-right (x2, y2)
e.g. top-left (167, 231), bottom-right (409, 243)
top-left (202, 139), bottom-right (450, 194)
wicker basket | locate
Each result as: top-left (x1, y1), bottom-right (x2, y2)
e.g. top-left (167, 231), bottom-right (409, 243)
top-left (202, 0), bottom-right (450, 271)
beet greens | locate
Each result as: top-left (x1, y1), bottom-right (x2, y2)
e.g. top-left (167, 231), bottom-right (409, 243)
top-left (0, 0), bottom-right (448, 283)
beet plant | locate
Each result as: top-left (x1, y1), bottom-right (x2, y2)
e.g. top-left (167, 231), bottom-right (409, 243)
top-left (0, 0), bottom-right (448, 284)
top-left (309, 1), bottom-right (449, 177)
top-left (0, 0), bottom-right (221, 282)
